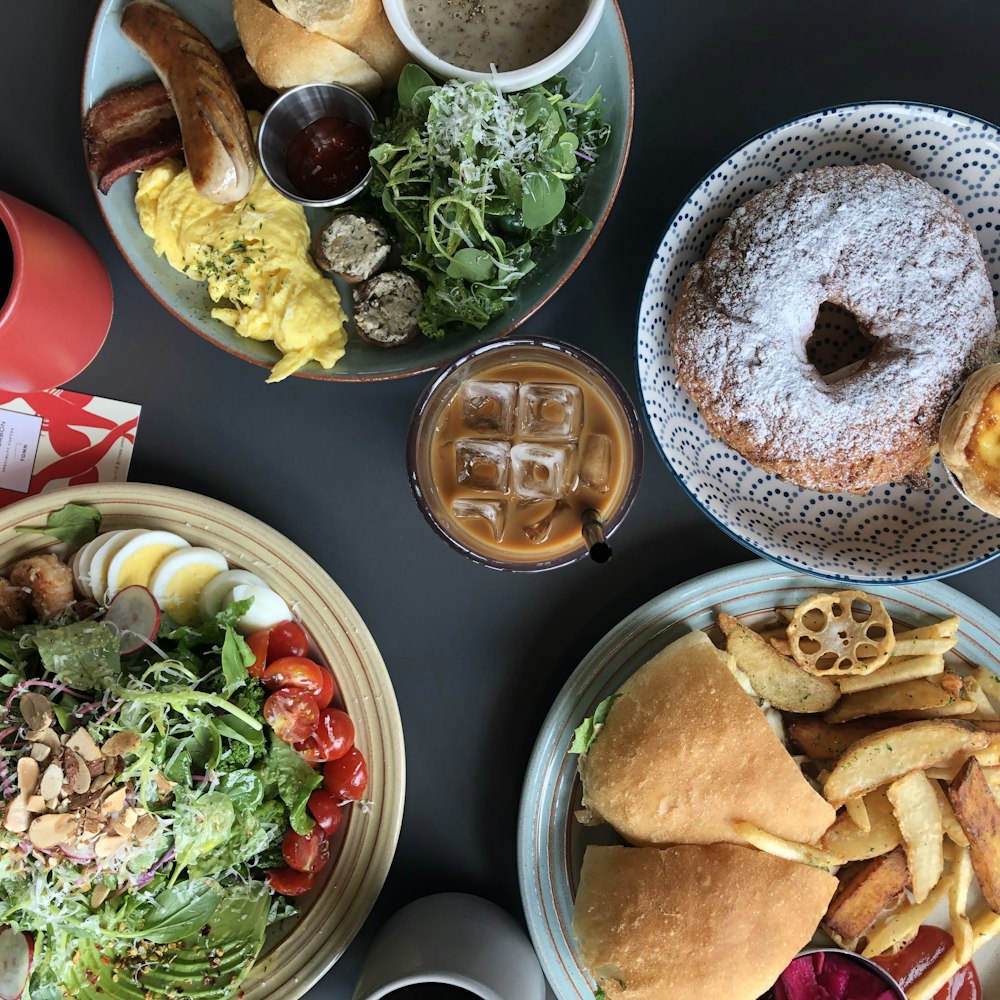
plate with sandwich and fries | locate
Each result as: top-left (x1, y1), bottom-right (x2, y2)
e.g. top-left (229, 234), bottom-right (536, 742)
top-left (518, 560), bottom-right (1000, 1000)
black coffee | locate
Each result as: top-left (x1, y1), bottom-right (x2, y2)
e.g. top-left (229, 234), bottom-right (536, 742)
top-left (383, 986), bottom-right (479, 999)
top-left (0, 223), bottom-right (11, 313)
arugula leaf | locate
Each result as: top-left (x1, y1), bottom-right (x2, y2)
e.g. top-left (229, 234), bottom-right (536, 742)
top-left (137, 878), bottom-right (223, 943)
top-left (262, 735), bottom-right (323, 835)
top-left (14, 502), bottom-right (101, 547)
top-left (221, 624), bottom-right (253, 696)
top-left (569, 694), bottom-right (621, 755)
top-left (31, 620), bottom-right (120, 689)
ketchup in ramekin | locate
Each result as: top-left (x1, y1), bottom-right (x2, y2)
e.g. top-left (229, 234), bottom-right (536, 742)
top-left (873, 926), bottom-right (981, 1000)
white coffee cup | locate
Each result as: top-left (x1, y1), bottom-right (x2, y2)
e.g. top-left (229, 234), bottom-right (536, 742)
top-left (351, 893), bottom-right (548, 1000)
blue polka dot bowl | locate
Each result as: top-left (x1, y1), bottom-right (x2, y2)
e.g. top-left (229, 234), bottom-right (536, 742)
top-left (637, 101), bottom-right (1000, 585)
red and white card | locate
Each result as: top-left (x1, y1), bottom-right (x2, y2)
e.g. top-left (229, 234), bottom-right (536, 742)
top-left (0, 389), bottom-right (140, 507)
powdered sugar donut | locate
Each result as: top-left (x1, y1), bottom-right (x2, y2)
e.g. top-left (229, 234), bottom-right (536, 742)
top-left (670, 164), bottom-right (998, 494)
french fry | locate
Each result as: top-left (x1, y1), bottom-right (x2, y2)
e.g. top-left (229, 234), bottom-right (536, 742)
top-left (926, 731), bottom-right (1000, 781)
top-left (732, 820), bottom-right (843, 873)
top-left (907, 910), bottom-right (1000, 1000)
top-left (786, 717), bottom-right (887, 762)
top-left (862, 872), bottom-right (953, 957)
top-left (718, 613), bottom-right (840, 713)
top-left (948, 843), bottom-right (975, 965)
top-left (824, 680), bottom-right (953, 724)
top-left (982, 765), bottom-right (1000, 804)
top-left (887, 771), bottom-right (943, 902)
top-left (889, 636), bottom-right (957, 658)
top-left (821, 846), bottom-right (910, 944)
top-left (963, 676), bottom-right (1000, 721)
top-left (823, 721), bottom-right (989, 808)
top-left (821, 789), bottom-right (901, 861)
top-left (845, 796), bottom-right (870, 833)
top-left (933, 782), bottom-right (970, 847)
top-left (948, 757), bottom-right (1000, 912)
top-left (971, 666), bottom-right (1000, 714)
top-left (891, 698), bottom-right (978, 721)
top-left (894, 617), bottom-right (960, 642)
top-left (837, 654), bottom-right (945, 694)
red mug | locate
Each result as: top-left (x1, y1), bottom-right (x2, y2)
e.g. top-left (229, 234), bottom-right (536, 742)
top-left (0, 193), bottom-right (113, 392)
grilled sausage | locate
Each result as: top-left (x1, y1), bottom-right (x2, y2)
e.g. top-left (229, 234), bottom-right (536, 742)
top-left (121, 0), bottom-right (255, 204)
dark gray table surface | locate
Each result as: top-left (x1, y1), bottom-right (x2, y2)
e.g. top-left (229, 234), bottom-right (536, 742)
top-left (8, 0), bottom-right (1000, 995)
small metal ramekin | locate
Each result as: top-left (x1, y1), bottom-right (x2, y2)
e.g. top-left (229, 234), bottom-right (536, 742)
top-left (256, 83), bottom-right (376, 208)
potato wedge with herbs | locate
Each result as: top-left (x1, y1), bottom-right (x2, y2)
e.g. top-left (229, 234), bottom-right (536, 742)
top-left (886, 770), bottom-right (943, 903)
top-left (948, 757), bottom-right (1000, 913)
top-left (718, 613), bottom-right (838, 713)
top-left (823, 679), bottom-right (953, 724)
top-left (787, 717), bottom-right (887, 762)
top-left (823, 721), bottom-right (989, 807)
top-left (821, 788), bottom-right (901, 861)
top-left (822, 846), bottom-right (910, 944)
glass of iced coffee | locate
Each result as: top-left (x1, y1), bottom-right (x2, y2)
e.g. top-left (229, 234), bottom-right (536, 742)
top-left (407, 338), bottom-right (643, 571)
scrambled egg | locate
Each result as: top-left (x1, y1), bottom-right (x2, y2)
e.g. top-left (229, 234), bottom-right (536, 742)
top-left (135, 128), bottom-right (347, 383)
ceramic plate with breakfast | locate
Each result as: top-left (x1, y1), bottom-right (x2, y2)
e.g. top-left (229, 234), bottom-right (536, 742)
top-left (637, 102), bottom-right (1000, 584)
top-left (518, 560), bottom-right (1000, 1000)
top-left (0, 483), bottom-right (404, 1000)
top-left (80, 0), bottom-right (633, 383)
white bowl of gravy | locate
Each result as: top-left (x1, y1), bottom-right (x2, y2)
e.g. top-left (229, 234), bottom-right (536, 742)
top-left (382, 0), bottom-right (606, 92)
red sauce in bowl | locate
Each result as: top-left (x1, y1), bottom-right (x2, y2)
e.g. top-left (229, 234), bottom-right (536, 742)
top-left (873, 926), bottom-right (981, 1000)
top-left (285, 116), bottom-right (371, 201)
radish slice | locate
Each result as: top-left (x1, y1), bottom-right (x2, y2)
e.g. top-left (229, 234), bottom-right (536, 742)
top-left (103, 586), bottom-right (161, 655)
top-left (0, 927), bottom-right (32, 1000)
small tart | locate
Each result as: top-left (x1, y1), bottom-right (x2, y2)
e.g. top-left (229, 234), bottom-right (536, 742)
top-left (940, 363), bottom-right (1000, 516)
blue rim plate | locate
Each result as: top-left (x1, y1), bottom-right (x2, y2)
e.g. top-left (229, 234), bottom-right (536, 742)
top-left (517, 560), bottom-right (1000, 998)
top-left (635, 101), bottom-right (1000, 585)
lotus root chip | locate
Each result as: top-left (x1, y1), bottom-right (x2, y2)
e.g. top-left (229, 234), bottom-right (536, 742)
top-left (787, 590), bottom-right (895, 675)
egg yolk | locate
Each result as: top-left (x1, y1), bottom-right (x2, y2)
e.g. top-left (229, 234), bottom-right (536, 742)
top-left (162, 564), bottom-right (226, 626)
top-left (116, 544), bottom-right (182, 591)
top-left (966, 384), bottom-right (1000, 495)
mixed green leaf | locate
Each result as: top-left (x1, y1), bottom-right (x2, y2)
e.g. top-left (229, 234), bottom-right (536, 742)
top-left (569, 694), bottom-right (621, 755)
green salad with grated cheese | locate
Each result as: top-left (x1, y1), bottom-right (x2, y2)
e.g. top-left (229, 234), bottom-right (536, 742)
top-left (370, 65), bottom-right (610, 340)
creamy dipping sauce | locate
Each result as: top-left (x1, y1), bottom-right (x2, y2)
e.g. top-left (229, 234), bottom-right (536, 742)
top-left (404, 0), bottom-right (590, 72)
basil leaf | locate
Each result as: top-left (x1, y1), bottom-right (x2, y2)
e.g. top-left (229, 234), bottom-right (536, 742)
top-left (262, 736), bottom-right (322, 835)
top-left (138, 878), bottom-right (223, 943)
top-left (14, 502), bottom-right (101, 547)
top-left (522, 172), bottom-right (566, 230)
top-left (221, 624), bottom-right (253, 696)
top-left (568, 694), bottom-right (621, 755)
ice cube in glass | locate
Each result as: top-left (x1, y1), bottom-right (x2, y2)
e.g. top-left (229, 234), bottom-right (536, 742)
top-left (510, 442), bottom-right (578, 500)
top-left (517, 383), bottom-right (583, 440)
top-left (455, 439), bottom-right (511, 493)
top-left (453, 498), bottom-right (506, 542)
top-left (520, 500), bottom-right (566, 545)
top-left (460, 380), bottom-right (518, 435)
top-left (580, 432), bottom-right (613, 493)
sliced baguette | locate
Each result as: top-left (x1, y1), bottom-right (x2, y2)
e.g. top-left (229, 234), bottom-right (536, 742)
top-left (271, 0), bottom-right (409, 84)
top-left (232, 0), bottom-right (382, 96)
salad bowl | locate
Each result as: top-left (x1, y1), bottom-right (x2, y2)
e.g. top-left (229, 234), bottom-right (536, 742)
top-left (81, 0), bottom-right (634, 382)
top-left (637, 101), bottom-right (1000, 584)
top-left (0, 483), bottom-right (405, 999)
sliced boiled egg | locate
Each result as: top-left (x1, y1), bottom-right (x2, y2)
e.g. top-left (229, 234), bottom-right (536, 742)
top-left (73, 533), bottom-right (114, 599)
top-left (80, 529), bottom-right (148, 605)
top-left (197, 569), bottom-right (266, 622)
top-left (227, 583), bottom-right (292, 635)
top-left (150, 547), bottom-right (229, 626)
top-left (105, 531), bottom-right (190, 600)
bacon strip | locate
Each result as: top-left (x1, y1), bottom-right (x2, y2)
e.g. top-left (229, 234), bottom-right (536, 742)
top-left (84, 49), bottom-right (274, 195)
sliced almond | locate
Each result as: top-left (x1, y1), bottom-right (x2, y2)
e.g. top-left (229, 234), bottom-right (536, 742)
top-left (17, 758), bottom-right (39, 798)
top-left (29, 729), bottom-right (61, 754)
top-left (26, 795), bottom-right (46, 814)
top-left (3, 796), bottom-right (30, 834)
top-left (63, 749), bottom-right (91, 795)
top-left (101, 732), bottom-right (140, 758)
top-left (28, 744), bottom-right (51, 763)
top-left (66, 728), bottom-right (102, 763)
top-left (93, 833), bottom-right (127, 858)
top-left (91, 883), bottom-right (110, 908)
top-left (132, 813), bottom-right (159, 842)
top-left (100, 786), bottom-right (128, 815)
top-left (153, 773), bottom-right (175, 799)
top-left (28, 813), bottom-right (75, 849)
top-left (90, 773), bottom-right (113, 792)
top-left (112, 811), bottom-right (137, 837)
top-left (18, 693), bottom-right (54, 732)
top-left (39, 763), bottom-right (63, 802)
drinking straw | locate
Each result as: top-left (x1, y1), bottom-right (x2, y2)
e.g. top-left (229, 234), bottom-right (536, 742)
top-left (581, 508), bottom-right (612, 563)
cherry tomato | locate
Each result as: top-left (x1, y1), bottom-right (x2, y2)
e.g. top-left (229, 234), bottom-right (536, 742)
top-left (246, 630), bottom-right (269, 679)
top-left (267, 866), bottom-right (315, 896)
top-left (267, 621), bottom-right (309, 662)
top-left (296, 708), bottom-right (353, 763)
top-left (282, 827), bottom-right (330, 874)
top-left (324, 746), bottom-right (368, 802)
top-left (262, 656), bottom-right (326, 699)
top-left (315, 668), bottom-right (336, 709)
top-left (307, 789), bottom-right (344, 835)
top-left (264, 688), bottom-right (319, 743)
